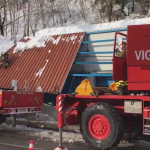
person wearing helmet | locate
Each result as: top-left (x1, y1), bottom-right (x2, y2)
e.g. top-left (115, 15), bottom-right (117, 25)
top-left (0, 52), bottom-right (9, 69)
top-left (115, 38), bottom-right (126, 58)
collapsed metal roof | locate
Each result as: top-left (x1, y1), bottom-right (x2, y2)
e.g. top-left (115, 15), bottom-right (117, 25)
top-left (0, 32), bottom-right (85, 93)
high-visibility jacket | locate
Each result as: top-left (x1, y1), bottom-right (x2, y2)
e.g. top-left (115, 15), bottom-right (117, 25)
top-left (0, 52), bottom-right (9, 68)
top-left (116, 80), bottom-right (128, 87)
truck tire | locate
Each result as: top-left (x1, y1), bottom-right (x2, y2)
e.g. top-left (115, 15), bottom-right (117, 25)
top-left (80, 102), bottom-right (123, 150)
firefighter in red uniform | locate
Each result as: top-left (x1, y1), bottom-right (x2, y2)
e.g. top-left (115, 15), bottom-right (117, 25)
top-left (0, 52), bottom-right (9, 69)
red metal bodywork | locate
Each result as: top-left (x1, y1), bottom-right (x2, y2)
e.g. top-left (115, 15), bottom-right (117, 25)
top-left (127, 24), bottom-right (150, 90)
top-left (0, 90), bottom-right (43, 114)
top-left (56, 94), bottom-right (149, 126)
top-left (113, 25), bottom-right (150, 91)
top-left (113, 57), bottom-right (127, 81)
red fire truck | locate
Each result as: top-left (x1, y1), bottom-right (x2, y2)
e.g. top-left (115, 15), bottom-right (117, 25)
top-left (0, 90), bottom-right (43, 125)
top-left (56, 24), bottom-right (150, 150)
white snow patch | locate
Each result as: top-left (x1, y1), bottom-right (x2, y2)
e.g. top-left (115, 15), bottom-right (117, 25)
top-left (46, 35), bottom-right (62, 45)
top-left (36, 59), bottom-right (49, 77)
top-left (78, 35), bottom-right (84, 42)
top-left (70, 35), bottom-right (77, 41)
top-left (48, 50), bottom-right (51, 53)
top-left (65, 35), bottom-right (77, 44)
top-left (14, 37), bottom-right (46, 53)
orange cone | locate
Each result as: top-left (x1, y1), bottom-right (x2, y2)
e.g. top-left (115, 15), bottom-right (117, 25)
top-left (28, 140), bottom-right (34, 150)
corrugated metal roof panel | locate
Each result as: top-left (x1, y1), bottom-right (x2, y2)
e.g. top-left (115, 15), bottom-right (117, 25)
top-left (0, 32), bottom-right (85, 93)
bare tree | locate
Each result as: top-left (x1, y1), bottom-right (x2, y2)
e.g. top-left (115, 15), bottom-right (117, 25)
top-left (131, 0), bottom-right (135, 12)
top-left (90, 0), bottom-right (105, 23)
top-left (29, 0), bottom-right (40, 35)
top-left (39, 0), bottom-right (47, 28)
top-left (0, 0), bottom-right (8, 35)
top-left (22, 2), bottom-right (27, 37)
top-left (27, 0), bottom-right (30, 36)
top-left (77, 0), bottom-right (89, 23)
top-left (139, 0), bottom-right (149, 15)
top-left (94, 0), bottom-right (115, 22)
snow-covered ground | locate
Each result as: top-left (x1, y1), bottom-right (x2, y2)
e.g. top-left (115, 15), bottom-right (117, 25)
top-left (1, 17), bottom-right (150, 54)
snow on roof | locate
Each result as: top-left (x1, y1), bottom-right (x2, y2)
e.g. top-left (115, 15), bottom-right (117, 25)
top-left (2, 17), bottom-right (150, 54)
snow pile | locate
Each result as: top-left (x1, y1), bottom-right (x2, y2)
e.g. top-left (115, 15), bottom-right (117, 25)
top-left (13, 35), bottom-right (62, 53)
top-left (13, 34), bottom-right (78, 53)
top-left (13, 36), bottom-right (46, 53)
top-left (2, 17), bottom-right (150, 54)
top-left (36, 17), bottom-right (150, 37)
top-left (14, 17), bottom-right (150, 53)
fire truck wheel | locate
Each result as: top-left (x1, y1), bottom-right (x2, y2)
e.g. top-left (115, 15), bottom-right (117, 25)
top-left (0, 115), bottom-right (7, 124)
top-left (80, 102), bottom-right (123, 150)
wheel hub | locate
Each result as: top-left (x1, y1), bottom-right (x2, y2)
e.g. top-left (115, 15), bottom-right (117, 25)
top-left (88, 114), bottom-right (110, 140)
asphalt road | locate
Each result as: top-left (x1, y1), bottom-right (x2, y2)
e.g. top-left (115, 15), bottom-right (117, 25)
top-left (0, 124), bottom-right (150, 150)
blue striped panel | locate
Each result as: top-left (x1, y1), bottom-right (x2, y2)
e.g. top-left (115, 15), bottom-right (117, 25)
top-left (74, 62), bottom-right (112, 64)
top-left (69, 73), bottom-right (112, 77)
